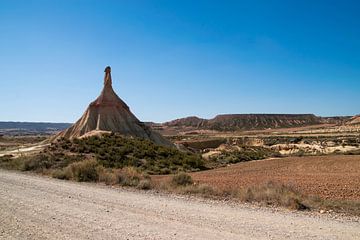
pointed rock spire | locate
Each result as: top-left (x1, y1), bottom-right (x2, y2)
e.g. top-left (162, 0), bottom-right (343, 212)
top-left (53, 66), bottom-right (173, 147)
top-left (104, 66), bottom-right (112, 86)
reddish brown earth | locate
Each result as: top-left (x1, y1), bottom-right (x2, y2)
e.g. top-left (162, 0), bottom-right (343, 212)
top-left (155, 155), bottom-right (360, 201)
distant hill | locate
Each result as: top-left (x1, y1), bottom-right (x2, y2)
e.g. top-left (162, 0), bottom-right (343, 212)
top-left (0, 122), bottom-right (72, 135)
top-left (163, 114), bottom-right (331, 131)
top-left (1, 113), bottom-right (356, 136)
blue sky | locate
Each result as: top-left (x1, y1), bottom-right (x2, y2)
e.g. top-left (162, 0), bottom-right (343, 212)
top-left (1, 0), bottom-right (359, 123)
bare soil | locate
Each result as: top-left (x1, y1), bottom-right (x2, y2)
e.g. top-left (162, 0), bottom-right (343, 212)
top-left (155, 155), bottom-right (360, 201)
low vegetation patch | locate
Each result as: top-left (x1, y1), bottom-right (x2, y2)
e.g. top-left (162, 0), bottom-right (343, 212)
top-left (303, 195), bottom-right (360, 216)
top-left (155, 177), bottom-right (360, 215)
top-left (0, 134), bottom-right (205, 190)
top-left (0, 134), bottom-right (205, 176)
top-left (210, 146), bottom-right (280, 165)
top-left (49, 134), bottom-right (205, 174)
top-left (0, 155), bottom-right (23, 170)
top-left (235, 182), bottom-right (308, 210)
top-left (65, 159), bottom-right (101, 182)
top-left (50, 159), bottom-right (152, 189)
top-left (161, 177), bottom-right (308, 210)
top-left (171, 172), bottom-right (194, 186)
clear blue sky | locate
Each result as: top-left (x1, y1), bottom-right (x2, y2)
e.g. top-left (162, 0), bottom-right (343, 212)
top-left (1, 0), bottom-right (359, 123)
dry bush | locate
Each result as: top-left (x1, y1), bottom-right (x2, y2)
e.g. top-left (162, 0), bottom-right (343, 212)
top-left (171, 172), bottom-right (193, 186)
top-left (115, 167), bottom-right (142, 187)
top-left (98, 169), bottom-right (117, 185)
top-left (96, 166), bottom-right (153, 189)
top-left (65, 159), bottom-right (100, 182)
top-left (51, 169), bottom-right (71, 180)
top-left (0, 155), bottom-right (23, 170)
top-left (236, 181), bottom-right (308, 210)
top-left (22, 155), bottom-right (53, 172)
top-left (137, 179), bottom-right (152, 190)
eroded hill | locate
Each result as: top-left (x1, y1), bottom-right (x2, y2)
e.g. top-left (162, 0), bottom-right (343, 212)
top-left (163, 114), bottom-right (324, 131)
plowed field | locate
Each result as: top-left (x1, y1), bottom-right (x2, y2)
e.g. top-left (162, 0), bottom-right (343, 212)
top-left (156, 155), bottom-right (360, 201)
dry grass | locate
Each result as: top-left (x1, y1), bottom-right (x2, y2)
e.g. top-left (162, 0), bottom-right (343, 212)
top-left (114, 167), bottom-right (141, 186)
top-left (163, 176), bottom-right (308, 210)
top-left (180, 184), bottom-right (217, 198)
top-left (97, 166), bottom-right (152, 189)
top-left (155, 173), bottom-right (360, 214)
top-left (0, 155), bottom-right (24, 170)
top-left (98, 169), bottom-right (117, 185)
top-left (233, 182), bottom-right (308, 210)
top-left (137, 179), bottom-right (152, 190)
top-left (303, 195), bottom-right (360, 216)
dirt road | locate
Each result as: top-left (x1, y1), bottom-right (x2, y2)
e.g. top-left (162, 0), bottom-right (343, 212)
top-left (0, 170), bottom-right (359, 240)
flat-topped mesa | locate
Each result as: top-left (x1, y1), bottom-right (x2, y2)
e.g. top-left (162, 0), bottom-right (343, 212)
top-left (53, 66), bottom-right (173, 147)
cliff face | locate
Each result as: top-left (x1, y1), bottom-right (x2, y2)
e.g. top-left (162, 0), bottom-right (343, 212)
top-left (164, 114), bottom-right (322, 131)
top-left (54, 67), bottom-right (172, 147)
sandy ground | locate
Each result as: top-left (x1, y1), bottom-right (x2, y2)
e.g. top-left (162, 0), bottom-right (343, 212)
top-left (185, 155), bottom-right (360, 201)
top-left (0, 170), bottom-right (359, 240)
top-left (0, 144), bottom-right (48, 157)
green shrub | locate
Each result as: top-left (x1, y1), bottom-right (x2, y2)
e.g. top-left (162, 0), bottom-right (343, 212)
top-left (211, 146), bottom-right (278, 165)
top-left (22, 155), bottom-right (53, 171)
top-left (171, 172), bottom-right (193, 186)
top-left (50, 134), bottom-right (205, 174)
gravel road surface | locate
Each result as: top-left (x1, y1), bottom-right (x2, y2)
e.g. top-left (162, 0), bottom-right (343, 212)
top-left (0, 169), bottom-right (359, 240)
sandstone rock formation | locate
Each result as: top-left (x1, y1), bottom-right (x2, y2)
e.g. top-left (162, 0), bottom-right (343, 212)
top-left (54, 66), bottom-right (172, 146)
top-left (164, 114), bottom-right (322, 131)
top-left (347, 115), bottom-right (360, 125)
